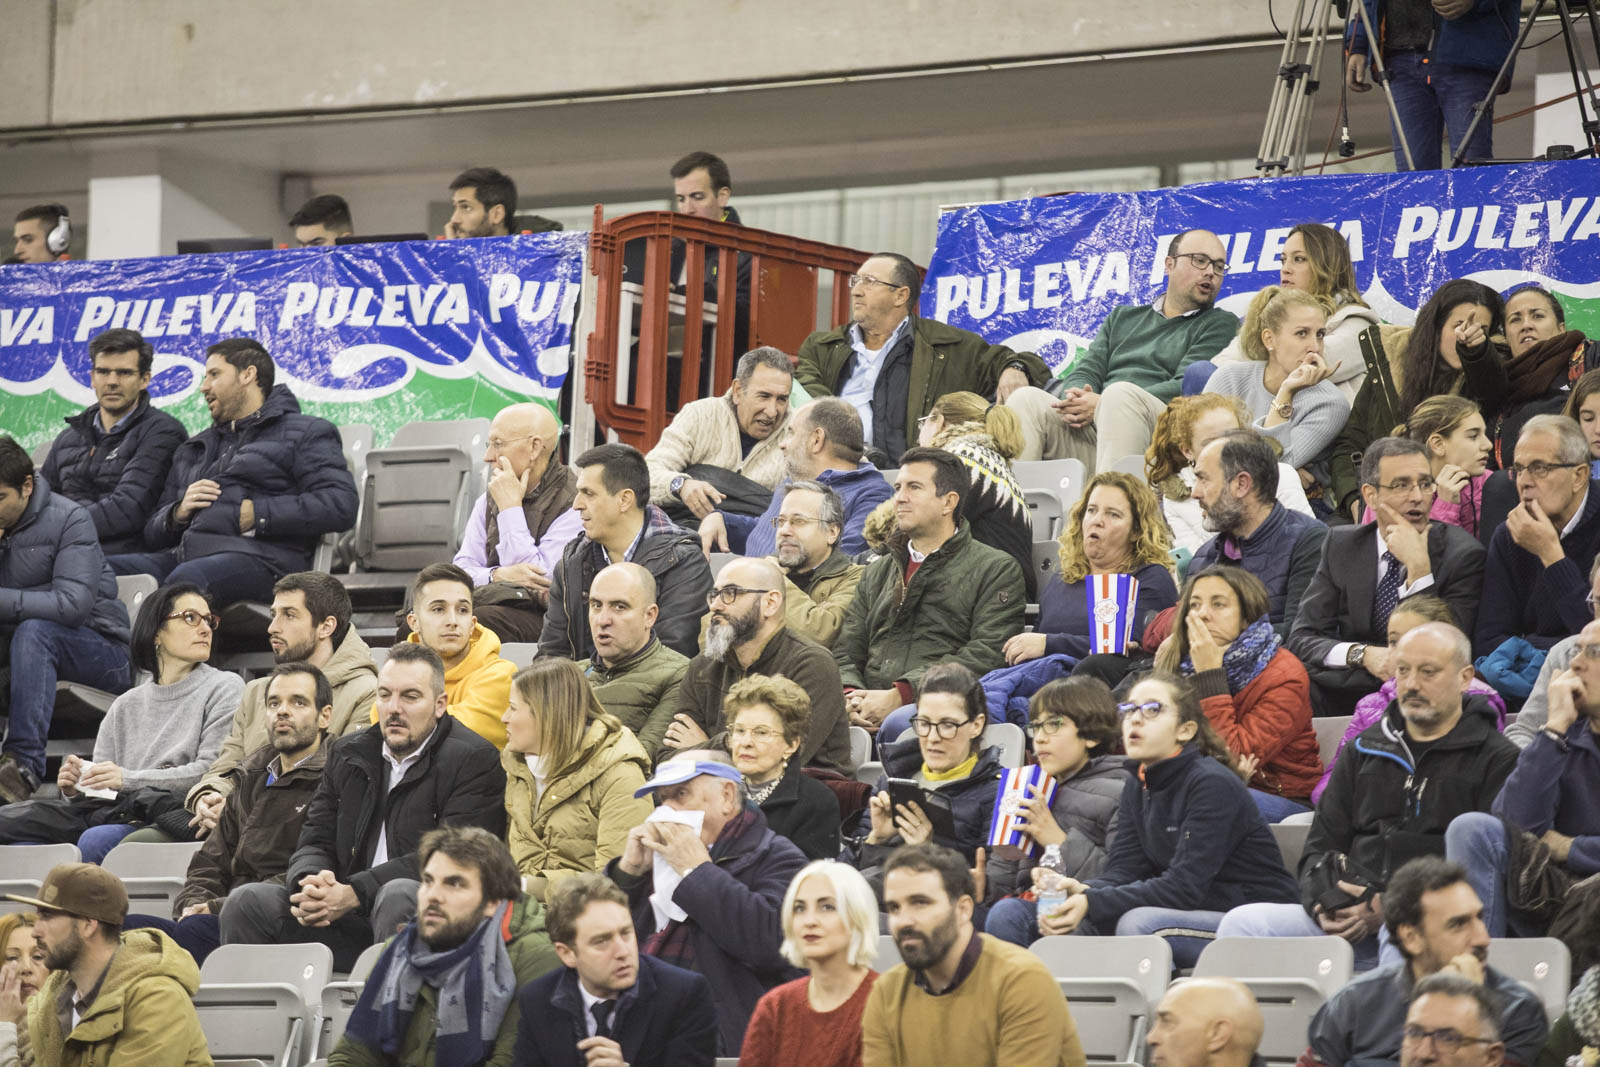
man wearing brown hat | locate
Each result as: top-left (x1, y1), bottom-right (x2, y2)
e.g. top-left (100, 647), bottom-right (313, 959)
top-left (3, 863), bottom-right (209, 1064)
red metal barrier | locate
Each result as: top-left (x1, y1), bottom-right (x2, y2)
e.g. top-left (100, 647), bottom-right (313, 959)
top-left (585, 208), bottom-right (873, 452)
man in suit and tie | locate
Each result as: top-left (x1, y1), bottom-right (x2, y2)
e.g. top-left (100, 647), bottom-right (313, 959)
top-left (1288, 437), bottom-right (1487, 716)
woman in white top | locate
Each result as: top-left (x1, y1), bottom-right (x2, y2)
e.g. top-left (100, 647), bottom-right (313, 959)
top-left (1145, 393), bottom-right (1315, 556)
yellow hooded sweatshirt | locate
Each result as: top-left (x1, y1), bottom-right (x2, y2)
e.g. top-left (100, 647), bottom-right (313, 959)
top-left (371, 623), bottom-right (516, 748)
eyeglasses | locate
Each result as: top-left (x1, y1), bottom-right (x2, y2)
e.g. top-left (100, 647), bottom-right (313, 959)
top-left (729, 725), bottom-right (782, 742)
top-left (1025, 717), bottom-right (1071, 739)
top-left (1116, 700), bottom-right (1168, 722)
top-left (166, 609), bottom-right (222, 632)
top-left (768, 514), bottom-right (827, 531)
top-left (848, 274), bottom-right (906, 291)
top-left (910, 716), bottom-right (974, 739)
top-left (1574, 642), bottom-right (1600, 662)
top-left (1507, 461), bottom-right (1584, 481)
top-left (1372, 476), bottom-right (1437, 494)
top-left (917, 413), bottom-right (942, 428)
top-left (1401, 1025), bottom-right (1498, 1053)
top-left (706, 585), bottom-right (775, 607)
top-left (1175, 253), bottom-right (1229, 275)
top-left (486, 433), bottom-right (536, 452)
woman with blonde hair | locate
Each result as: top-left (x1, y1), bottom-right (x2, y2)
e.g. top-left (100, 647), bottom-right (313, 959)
top-left (1364, 395), bottom-right (1493, 537)
top-left (499, 657), bottom-right (653, 901)
top-left (740, 861), bottom-right (880, 1067)
top-left (1146, 394), bottom-right (1315, 554)
top-left (1003, 471), bottom-right (1178, 686)
top-left (1203, 286), bottom-right (1350, 484)
top-left (1199, 223), bottom-right (1377, 402)
top-left (916, 390), bottom-right (1036, 598)
top-left (0, 911), bottom-right (45, 1065)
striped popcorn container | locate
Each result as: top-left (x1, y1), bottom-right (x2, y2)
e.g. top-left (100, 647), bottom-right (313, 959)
top-left (988, 765), bottom-right (1058, 854)
top-left (1086, 573), bottom-right (1139, 655)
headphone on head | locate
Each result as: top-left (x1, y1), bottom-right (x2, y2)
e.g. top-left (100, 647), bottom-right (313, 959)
top-left (45, 205), bottom-right (71, 255)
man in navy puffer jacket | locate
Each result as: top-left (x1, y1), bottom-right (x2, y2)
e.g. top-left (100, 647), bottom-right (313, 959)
top-left (108, 338), bottom-right (358, 608)
top-left (0, 437), bottom-right (132, 803)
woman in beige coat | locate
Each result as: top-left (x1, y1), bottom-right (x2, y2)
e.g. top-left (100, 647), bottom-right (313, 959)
top-left (500, 658), bottom-right (653, 901)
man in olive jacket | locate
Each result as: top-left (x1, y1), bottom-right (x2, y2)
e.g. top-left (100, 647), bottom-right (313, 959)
top-left (795, 252), bottom-right (1048, 464)
top-left (835, 449), bottom-right (1025, 731)
top-left (577, 562), bottom-right (689, 761)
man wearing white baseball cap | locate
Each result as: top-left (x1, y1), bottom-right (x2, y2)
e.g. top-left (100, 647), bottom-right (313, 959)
top-left (3, 863), bottom-right (209, 1064)
top-left (606, 750), bottom-right (807, 1057)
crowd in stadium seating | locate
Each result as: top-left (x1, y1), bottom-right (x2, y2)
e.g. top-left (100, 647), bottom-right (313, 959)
top-left (6, 146), bottom-right (1600, 1067)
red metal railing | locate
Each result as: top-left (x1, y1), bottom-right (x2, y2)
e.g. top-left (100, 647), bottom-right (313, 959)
top-left (585, 208), bottom-right (872, 452)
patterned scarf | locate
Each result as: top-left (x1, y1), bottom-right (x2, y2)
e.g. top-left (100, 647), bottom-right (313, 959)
top-left (344, 900), bottom-right (517, 1067)
top-left (1183, 615), bottom-right (1280, 693)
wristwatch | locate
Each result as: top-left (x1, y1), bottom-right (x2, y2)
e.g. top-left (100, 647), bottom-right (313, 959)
top-left (1346, 643), bottom-right (1367, 669)
top-left (669, 475), bottom-right (687, 498)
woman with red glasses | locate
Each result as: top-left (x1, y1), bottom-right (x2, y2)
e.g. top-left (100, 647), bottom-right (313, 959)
top-left (0, 582), bottom-right (242, 861)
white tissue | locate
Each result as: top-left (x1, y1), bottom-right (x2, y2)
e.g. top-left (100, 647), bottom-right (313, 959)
top-left (646, 806), bottom-right (706, 930)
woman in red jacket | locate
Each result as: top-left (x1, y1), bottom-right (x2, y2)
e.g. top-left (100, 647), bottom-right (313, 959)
top-left (1155, 564), bottom-right (1321, 821)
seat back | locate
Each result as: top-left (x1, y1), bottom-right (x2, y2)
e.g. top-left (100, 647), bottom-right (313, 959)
top-left (201, 942), bottom-right (335, 1067)
top-left (1269, 821), bottom-right (1311, 876)
top-left (115, 574), bottom-right (158, 619)
top-left (354, 445), bottom-right (473, 571)
top-left (0, 843), bottom-right (81, 912)
top-left (317, 943), bottom-right (390, 1057)
top-left (982, 722), bottom-right (1026, 767)
top-left (500, 643), bottom-right (538, 669)
top-left (1022, 487), bottom-right (1065, 542)
top-left (102, 840), bottom-right (205, 917)
top-left (1109, 454), bottom-right (1147, 478)
top-left (1489, 937), bottom-right (1570, 1025)
top-left (1192, 936), bottom-right (1354, 1064)
top-left (1013, 458), bottom-right (1087, 513)
top-left (391, 418), bottom-right (491, 498)
top-left (1032, 935), bottom-right (1170, 1062)
top-left (849, 726), bottom-right (873, 770)
top-left (337, 423), bottom-right (375, 479)
top-left (877, 932), bottom-right (901, 970)
top-left (706, 551), bottom-right (740, 576)
top-left (1312, 716), bottom-right (1352, 767)
top-left (1032, 540), bottom-right (1061, 586)
top-left (855, 760), bottom-right (884, 786)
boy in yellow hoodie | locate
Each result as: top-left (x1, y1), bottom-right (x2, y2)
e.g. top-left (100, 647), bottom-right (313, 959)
top-left (373, 563), bottom-right (517, 747)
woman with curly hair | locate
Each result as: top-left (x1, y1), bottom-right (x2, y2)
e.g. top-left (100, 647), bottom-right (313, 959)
top-left (1146, 394), bottom-right (1315, 554)
top-left (1154, 565), bottom-right (1321, 821)
top-left (1198, 223), bottom-right (1378, 403)
top-left (1002, 471), bottom-right (1179, 686)
top-left (1329, 278), bottom-right (1506, 520)
top-left (916, 390), bottom-right (1036, 598)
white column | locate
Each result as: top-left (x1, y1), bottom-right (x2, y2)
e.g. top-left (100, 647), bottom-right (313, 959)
top-left (85, 150), bottom-right (283, 260)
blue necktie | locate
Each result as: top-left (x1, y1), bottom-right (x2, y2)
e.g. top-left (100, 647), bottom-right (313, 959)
top-left (1374, 551), bottom-right (1405, 632)
top-left (591, 1000), bottom-right (615, 1039)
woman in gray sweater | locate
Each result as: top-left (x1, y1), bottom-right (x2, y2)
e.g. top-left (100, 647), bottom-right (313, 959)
top-left (0, 582), bottom-right (242, 862)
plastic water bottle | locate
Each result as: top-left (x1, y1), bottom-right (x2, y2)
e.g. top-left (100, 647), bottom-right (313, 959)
top-left (1034, 843), bottom-right (1069, 924)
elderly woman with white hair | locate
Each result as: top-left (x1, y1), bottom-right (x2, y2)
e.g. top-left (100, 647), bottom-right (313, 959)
top-left (739, 861), bottom-right (881, 1067)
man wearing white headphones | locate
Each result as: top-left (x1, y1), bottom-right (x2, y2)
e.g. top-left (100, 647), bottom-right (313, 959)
top-left (11, 204), bottom-right (71, 263)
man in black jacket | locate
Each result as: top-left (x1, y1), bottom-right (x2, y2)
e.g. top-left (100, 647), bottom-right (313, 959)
top-left (514, 872), bottom-right (717, 1067)
top-left (0, 437), bottom-right (131, 804)
top-left (108, 337), bottom-right (358, 608)
top-left (1288, 437), bottom-right (1487, 716)
top-left (218, 643), bottom-right (505, 968)
top-left (539, 443), bottom-right (712, 662)
top-left (1217, 623), bottom-right (1517, 969)
top-left (40, 328), bottom-right (187, 554)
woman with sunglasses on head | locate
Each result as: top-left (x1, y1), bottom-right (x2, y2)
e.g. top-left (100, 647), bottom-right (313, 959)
top-left (842, 663), bottom-right (1002, 874)
top-left (0, 582), bottom-right (242, 862)
top-left (1155, 566), bottom-right (1321, 823)
top-left (1330, 279), bottom-right (1507, 523)
top-left (1030, 672), bottom-right (1298, 967)
top-left (983, 677), bottom-right (1129, 947)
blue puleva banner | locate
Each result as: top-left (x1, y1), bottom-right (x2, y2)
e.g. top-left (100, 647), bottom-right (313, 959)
top-left (0, 232), bottom-right (586, 451)
top-left (922, 158), bottom-right (1600, 372)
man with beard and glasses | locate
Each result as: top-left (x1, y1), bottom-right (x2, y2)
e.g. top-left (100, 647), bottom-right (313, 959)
top-left (864, 843), bottom-right (1085, 1067)
top-left (330, 826), bottom-right (560, 1067)
top-left (577, 563), bottom-right (690, 761)
top-left (668, 557), bottom-right (851, 771)
top-left (607, 752), bottom-right (806, 1055)
top-left (646, 347), bottom-right (794, 525)
top-left (699, 397), bottom-right (891, 559)
top-left (220, 643), bottom-right (505, 969)
top-left (122, 663), bottom-right (335, 963)
top-left (139, 572), bottom-right (376, 843)
top-left (1301, 857), bottom-right (1545, 1067)
top-left (107, 336), bottom-right (358, 608)
top-left (766, 481), bottom-right (863, 647)
top-left (1188, 429), bottom-right (1327, 636)
top-left (4, 863), bottom-right (210, 1064)
top-left (38, 327), bottom-right (187, 555)
top-left (1218, 624), bottom-right (1517, 970)
top-left (513, 872), bottom-right (717, 1067)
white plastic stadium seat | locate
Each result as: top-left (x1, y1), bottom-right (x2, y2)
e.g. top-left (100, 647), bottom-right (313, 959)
top-left (848, 726), bottom-right (873, 771)
top-left (1489, 937), bottom-right (1570, 1025)
top-left (1031, 935), bottom-right (1171, 1063)
top-left (0, 843), bottom-right (81, 914)
top-left (102, 840), bottom-right (205, 917)
top-left (1268, 822), bottom-right (1310, 876)
top-left (317, 942), bottom-right (388, 1056)
top-left (1013, 458), bottom-right (1086, 515)
top-left (1191, 937), bottom-right (1354, 1065)
top-left (877, 932), bottom-right (901, 970)
top-left (981, 722), bottom-right (1026, 768)
top-left (854, 760), bottom-right (884, 786)
top-left (500, 643), bottom-right (538, 669)
top-left (1312, 716), bottom-right (1351, 767)
top-left (197, 942), bottom-right (334, 1067)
